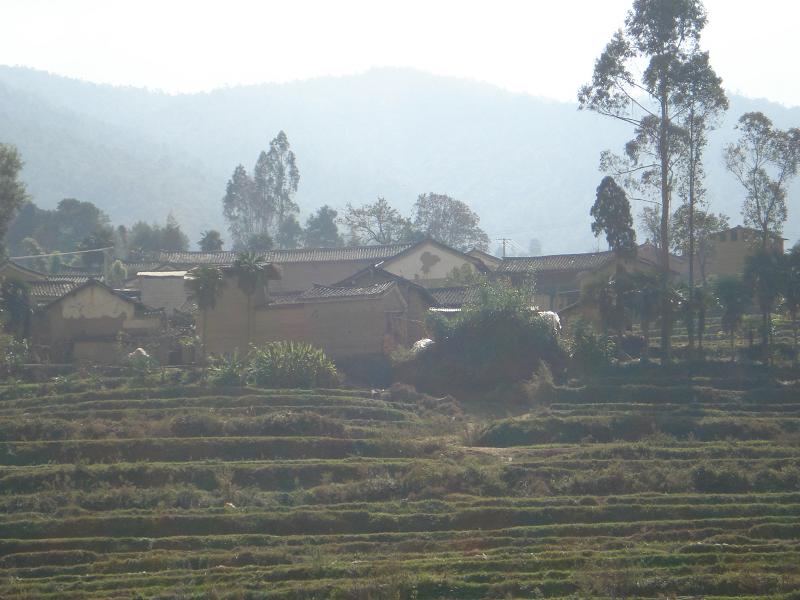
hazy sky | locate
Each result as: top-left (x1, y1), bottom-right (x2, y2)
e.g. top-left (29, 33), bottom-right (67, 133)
top-left (2, 0), bottom-right (798, 106)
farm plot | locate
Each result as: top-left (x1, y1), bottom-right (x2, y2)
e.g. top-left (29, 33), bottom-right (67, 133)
top-left (0, 379), bottom-right (799, 598)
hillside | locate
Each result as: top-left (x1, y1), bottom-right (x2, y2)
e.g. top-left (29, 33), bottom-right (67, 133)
top-left (1, 66), bottom-right (799, 253)
top-left (1, 374), bottom-right (799, 597)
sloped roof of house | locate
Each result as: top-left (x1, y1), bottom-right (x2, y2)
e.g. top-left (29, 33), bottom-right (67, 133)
top-left (269, 281), bottom-right (398, 305)
top-left (429, 286), bottom-right (482, 308)
top-left (498, 251), bottom-right (616, 274)
top-left (374, 238), bottom-right (488, 272)
top-left (38, 279), bottom-right (161, 315)
top-left (27, 277), bottom-right (91, 299)
top-left (148, 243), bottom-right (413, 266)
top-left (0, 260), bottom-right (49, 281)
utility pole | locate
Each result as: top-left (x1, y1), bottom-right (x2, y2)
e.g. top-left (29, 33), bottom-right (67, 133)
top-left (496, 238), bottom-right (512, 258)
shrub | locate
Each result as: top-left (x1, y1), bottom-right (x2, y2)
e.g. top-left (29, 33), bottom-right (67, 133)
top-left (569, 319), bottom-right (616, 375)
top-left (246, 342), bottom-right (339, 389)
top-left (401, 281), bottom-right (566, 393)
top-left (209, 352), bottom-right (245, 386)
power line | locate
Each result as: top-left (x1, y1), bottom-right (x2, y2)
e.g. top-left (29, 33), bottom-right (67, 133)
top-left (9, 247), bottom-right (114, 260)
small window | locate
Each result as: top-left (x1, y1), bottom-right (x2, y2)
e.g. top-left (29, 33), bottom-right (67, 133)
top-left (731, 230), bottom-right (738, 241)
top-left (719, 232), bottom-right (727, 242)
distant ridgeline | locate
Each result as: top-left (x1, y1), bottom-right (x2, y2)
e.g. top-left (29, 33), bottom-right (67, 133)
top-left (1, 66), bottom-right (799, 252)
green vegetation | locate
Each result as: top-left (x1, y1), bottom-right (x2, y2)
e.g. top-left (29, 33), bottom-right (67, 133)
top-left (1, 367), bottom-right (798, 598)
top-left (402, 282), bottom-right (564, 393)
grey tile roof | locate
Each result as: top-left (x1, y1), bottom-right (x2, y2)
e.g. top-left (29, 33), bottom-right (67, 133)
top-left (28, 279), bottom-right (80, 301)
top-left (27, 277), bottom-right (90, 300)
top-left (497, 251), bottom-right (615, 274)
top-left (429, 286), bottom-right (481, 308)
top-left (149, 244), bottom-right (412, 266)
top-left (269, 282), bottom-right (396, 304)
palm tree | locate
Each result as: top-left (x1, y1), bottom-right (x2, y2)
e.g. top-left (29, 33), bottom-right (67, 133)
top-left (231, 252), bottom-right (266, 350)
top-left (714, 277), bottom-right (749, 361)
top-left (185, 266), bottom-right (225, 365)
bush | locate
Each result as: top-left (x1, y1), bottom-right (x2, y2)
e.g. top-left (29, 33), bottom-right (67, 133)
top-left (399, 281), bottom-right (566, 393)
top-left (209, 353), bottom-right (245, 386)
top-left (246, 342), bottom-right (339, 389)
top-left (569, 320), bottom-right (616, 375)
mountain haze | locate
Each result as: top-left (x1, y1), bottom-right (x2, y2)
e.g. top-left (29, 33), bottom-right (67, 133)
top-left (1, 66), bottom-right (798, 253)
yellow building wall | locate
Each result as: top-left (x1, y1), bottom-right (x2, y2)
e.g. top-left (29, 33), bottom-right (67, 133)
top-left (706, 229), bottom-right (784, 278)
top-left (203, 285), bottom-right (420, 361)
top-left (383, 241), bottom-right (478, 287)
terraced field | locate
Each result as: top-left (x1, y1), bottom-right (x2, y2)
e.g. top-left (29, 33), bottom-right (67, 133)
top-left (1, 377), bottom-right (799, 598)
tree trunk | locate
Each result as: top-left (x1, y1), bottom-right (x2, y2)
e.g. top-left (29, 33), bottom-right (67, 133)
top-left (246, 295), bottom-right (253, 351)
top-left (762, 307), bottom-right (770, 364)
top-left (201, 309), bottom-right (208, 372)
top-left (659, 91), bottom-right (672, 363)
top-left (687, 109), bottom-right (696, 358)
top-left (642, 318), bottom-right (650, 363)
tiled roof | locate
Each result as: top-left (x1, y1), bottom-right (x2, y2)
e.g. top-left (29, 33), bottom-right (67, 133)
top-left (124, 262), bottom-right (166, 274)
top-left (27, 279), bottom-right (85, 299)
top-left (429, 286), bottom-right (481, 308)
top-left (497, 251), bottom-right (615, 274)
top-left (270, 282), bottom-right (396, 304)
top-left (148, 244), bottom-right (412, 266)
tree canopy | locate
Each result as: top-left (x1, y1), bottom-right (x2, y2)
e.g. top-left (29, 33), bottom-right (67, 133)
top-left (304, 206), bottom-right (343, 248)
top-left (580, 0), bottom-right (715, 361)
top-left (590, 176), bottom-right (636, 257)
top-left (0, 144), bottom-right (28, 257)
top-left (412, 193), bottom-right (490, 251)
top-left (342, 197), bottom-right (416, 245)
top-left (725, 112), bottom-right (800, 248)
top-left (224, 131), bottom-right (300, 250)
top-left (199, 230), bottom-right (224, 252)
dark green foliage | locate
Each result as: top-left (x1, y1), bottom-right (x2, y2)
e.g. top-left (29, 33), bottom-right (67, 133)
top-left (128, 215), bottom-right (189, 253)
top-left (77, 227), bottom-right (114, 269)
top-left (0, 277), bottom-right (32, 340)
top-left (304, 205), bottom-right (343, 248)
top-left (0, 144), bottom-right (27, 257)
top-left (7, 198), bottom-right (113, 260)
top-left (247, 342), bottom-right (339, 389)
top-left (714, 276), bottom-right (749, 353)
top-left (198, 229), bottom-right (224, 251)
top-left (402, 282), bottom-right (565, 392)
top-left (745, 249), bottom-right (784, 359)
top-left (590, 176), bottom-right (636, 255)
top-left (569, 319), bottom-right (616, 374)
top-left (185, 266), bottom-right (225, 364)
top-left (275, 214), bottom-right (303, 249)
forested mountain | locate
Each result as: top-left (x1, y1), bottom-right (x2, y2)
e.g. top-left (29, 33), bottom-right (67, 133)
top-left (1, 65), bottom-right (798, 253)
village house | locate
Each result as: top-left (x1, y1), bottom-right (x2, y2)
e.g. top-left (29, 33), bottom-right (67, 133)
top-left (703, 225), bottom-right (785, 279)
top-left (130, 238), bottom-right (485, 316)
top-left (497, 245), bottom-right (670, 312)
top-left (196, 264), bottom-right (435, 362)
top-left (0, 260), bottom-right (90, 306)
top-left (31, 279), bottom-right (165, 364)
